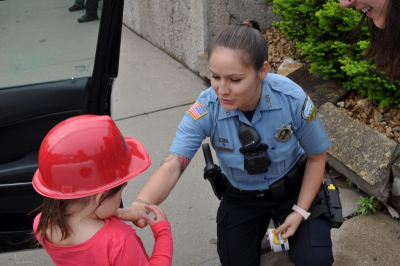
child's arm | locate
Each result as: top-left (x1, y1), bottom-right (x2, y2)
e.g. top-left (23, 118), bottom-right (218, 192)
top-left (112, 205), bottom-right (172, 266)
top-left (143, 205), bottom-right (173, 265)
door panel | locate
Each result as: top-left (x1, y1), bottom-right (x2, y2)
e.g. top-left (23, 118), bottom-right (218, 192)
top-left (0, 78), bottom-right (90, 253)
top-left (0, 0), bottom-right (123, 253)
top-left (0, 78), bottom-right (90, 165)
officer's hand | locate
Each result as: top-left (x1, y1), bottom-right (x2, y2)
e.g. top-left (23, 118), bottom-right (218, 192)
top-left (115, 201), bottom-right (150, 228)
top-left (276, 211), bottom-right (304, 239)
top-left (142, 205), bottom-right (168, 226)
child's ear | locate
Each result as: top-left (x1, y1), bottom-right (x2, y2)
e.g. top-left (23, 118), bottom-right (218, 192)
top-left (94, 192), bottom-right (105, 206)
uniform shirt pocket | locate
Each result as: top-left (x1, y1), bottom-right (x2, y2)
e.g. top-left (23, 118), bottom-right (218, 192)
top-left (217, 153), bottom-right (246, 180)
top-left (217, 153), bottom-right (268, 182)
top-left (266, 138), bottom-right (298, 176)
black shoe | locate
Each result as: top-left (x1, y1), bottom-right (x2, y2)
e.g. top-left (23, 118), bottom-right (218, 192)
top-left (69, 4), bottom-right (85, 12)
top-left (78, 13), bottom-right (99, 23)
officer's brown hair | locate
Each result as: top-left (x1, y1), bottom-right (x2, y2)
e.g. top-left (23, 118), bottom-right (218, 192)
top-left (208, 19), bottom-right (268, 72)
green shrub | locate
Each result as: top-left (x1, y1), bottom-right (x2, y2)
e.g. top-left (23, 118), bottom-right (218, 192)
top-left (265, 0), bottom-right (400, 107)
top-left (356, 196), bottom-right (377, 215)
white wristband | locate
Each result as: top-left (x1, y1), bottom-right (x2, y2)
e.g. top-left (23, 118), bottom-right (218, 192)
top-left (292, 205), bottom-right (311, 220)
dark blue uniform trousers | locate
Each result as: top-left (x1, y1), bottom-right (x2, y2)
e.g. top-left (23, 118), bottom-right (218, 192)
top-left (216, 189), bottom-right (334, 266)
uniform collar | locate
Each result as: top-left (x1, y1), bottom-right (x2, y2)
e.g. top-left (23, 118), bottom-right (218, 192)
top-left (217, 79), bottom-right (282, 122)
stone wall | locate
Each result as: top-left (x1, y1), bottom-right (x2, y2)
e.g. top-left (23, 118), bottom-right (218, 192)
top-left (319, 103), bottom-right (400, 210)
top-left (123, 0), bottom-right (279, 78)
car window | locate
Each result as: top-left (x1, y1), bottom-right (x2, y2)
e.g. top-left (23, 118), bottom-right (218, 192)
top-left (0, 0), bottom-right (101, 88)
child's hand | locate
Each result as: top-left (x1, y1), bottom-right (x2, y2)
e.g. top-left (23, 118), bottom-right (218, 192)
top-left (115, 201), bottom-right (150, 228)
top-left (142, 205), bottom-right (168, 226)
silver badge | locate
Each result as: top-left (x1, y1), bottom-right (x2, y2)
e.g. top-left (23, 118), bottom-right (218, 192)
top-left (274, 124), bottom-right (293, 142)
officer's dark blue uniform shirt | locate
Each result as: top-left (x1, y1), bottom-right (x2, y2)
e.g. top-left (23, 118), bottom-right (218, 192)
top-left (169, 73), bottom-right (331, 190)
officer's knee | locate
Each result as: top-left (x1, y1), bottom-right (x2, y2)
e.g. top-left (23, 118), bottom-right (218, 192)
top-left (290, 250), bottom-right (334, 266)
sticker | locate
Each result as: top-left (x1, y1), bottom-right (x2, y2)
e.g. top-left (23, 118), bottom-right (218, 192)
top-left (268, 229), bottom-right (289, 252)
top-left (274, 124), bottom-right (293, 142)
top-left (302, 95), bottom-right (317, 122)
top-left (187, 102), bottom-right (208, 120)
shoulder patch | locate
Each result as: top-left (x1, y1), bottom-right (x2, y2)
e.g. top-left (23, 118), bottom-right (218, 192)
top-left (187, 102), bottom-right (208, 120)
top-left (302, 95), bottom-right (317, 122)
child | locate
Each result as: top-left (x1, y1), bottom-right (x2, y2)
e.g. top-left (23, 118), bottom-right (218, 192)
top-left (31, 115), bottom-right (173, 266)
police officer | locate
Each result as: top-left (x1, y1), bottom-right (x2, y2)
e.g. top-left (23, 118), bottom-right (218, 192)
top-left (117, 19), bottom-right (334, 266)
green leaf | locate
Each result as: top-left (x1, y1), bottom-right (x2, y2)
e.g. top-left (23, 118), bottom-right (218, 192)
top-left (266, 0), bottom-right (400, 106)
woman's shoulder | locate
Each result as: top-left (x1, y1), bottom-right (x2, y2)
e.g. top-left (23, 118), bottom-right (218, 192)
top-left (264, 73), bottom-right (306, 100)
top-left (197, 86), bottom-right (218, 102)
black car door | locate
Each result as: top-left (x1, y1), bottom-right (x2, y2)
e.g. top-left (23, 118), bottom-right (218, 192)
top-left (0, 0), bottom-right (124, 253)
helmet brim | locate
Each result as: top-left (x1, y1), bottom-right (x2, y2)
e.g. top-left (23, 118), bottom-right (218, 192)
top-left (32, 137), bottom-right (151, 199)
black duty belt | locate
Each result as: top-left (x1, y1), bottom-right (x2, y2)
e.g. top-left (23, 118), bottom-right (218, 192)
top-left (224, 154), bottom-right (307, 199)
top-left (225, 179), bottom-right (271, 197)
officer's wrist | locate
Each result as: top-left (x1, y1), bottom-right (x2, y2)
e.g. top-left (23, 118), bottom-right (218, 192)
top-left (133, 199), bottom-right (151, 214)
top-left (134, 198), bottom-right (150, 205)
top-left (292, 204), bottom-right (311, 220)
top-left (292, 210), bottom-right (304, 221)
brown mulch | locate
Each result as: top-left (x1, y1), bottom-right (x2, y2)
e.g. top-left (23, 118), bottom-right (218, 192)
top-left (338, 93), bottom-right (400, 144)
top-left (261, 27), bottom-right (311, 71)
top-left (261, 27), bottom-right (400, 146)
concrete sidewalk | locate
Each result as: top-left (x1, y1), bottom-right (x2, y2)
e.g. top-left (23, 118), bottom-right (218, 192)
top-left (1, 25), bottom-right (399, 266)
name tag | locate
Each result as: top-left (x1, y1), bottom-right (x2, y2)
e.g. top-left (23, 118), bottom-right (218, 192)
top-left (216, 146), bottom-right (233, 152)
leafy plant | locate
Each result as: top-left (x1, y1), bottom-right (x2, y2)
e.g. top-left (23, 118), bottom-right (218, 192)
top-left (265, 0), bottom-right (400, 107)
top-left (346, 178), bottom-right (353, 186)
top-left (356, 196), bottom-right (376, 215)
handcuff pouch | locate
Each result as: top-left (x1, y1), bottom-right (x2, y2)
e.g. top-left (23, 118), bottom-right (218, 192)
top-left (269, 154), bottom-right (307, 202)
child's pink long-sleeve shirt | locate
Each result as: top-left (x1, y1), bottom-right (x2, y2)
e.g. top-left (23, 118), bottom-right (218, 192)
top-left (33, 214), bottom-right (173, 266)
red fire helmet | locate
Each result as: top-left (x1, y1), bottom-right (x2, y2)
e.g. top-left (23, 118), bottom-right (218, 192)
top-left (32, 115), bottom-right (151, 199)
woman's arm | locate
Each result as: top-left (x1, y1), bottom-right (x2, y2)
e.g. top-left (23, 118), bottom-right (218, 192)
top-left (296, 150), bottom-right (326, 213)
top-left (116, 152), bottom-right (191, 228)
top-left (278, 151), bottom-right (326, 239)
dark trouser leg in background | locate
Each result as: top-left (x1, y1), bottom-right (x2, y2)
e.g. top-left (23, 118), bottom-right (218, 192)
top-left (77, 0), bottom-right (99, 23)
top-left (84, 0), bottom-right (99, 16)
top-left (69, 0), bottom-right (85, 12)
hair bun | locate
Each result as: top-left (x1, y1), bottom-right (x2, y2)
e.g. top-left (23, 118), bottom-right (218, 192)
top-left (240, 19), bottom-right (261, 32)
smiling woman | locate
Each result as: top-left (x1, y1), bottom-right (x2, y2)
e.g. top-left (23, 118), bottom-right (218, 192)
top-left (340, 0), bottom-right (388, 29)
top-left (340, 0), bottom-right (400, 81)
